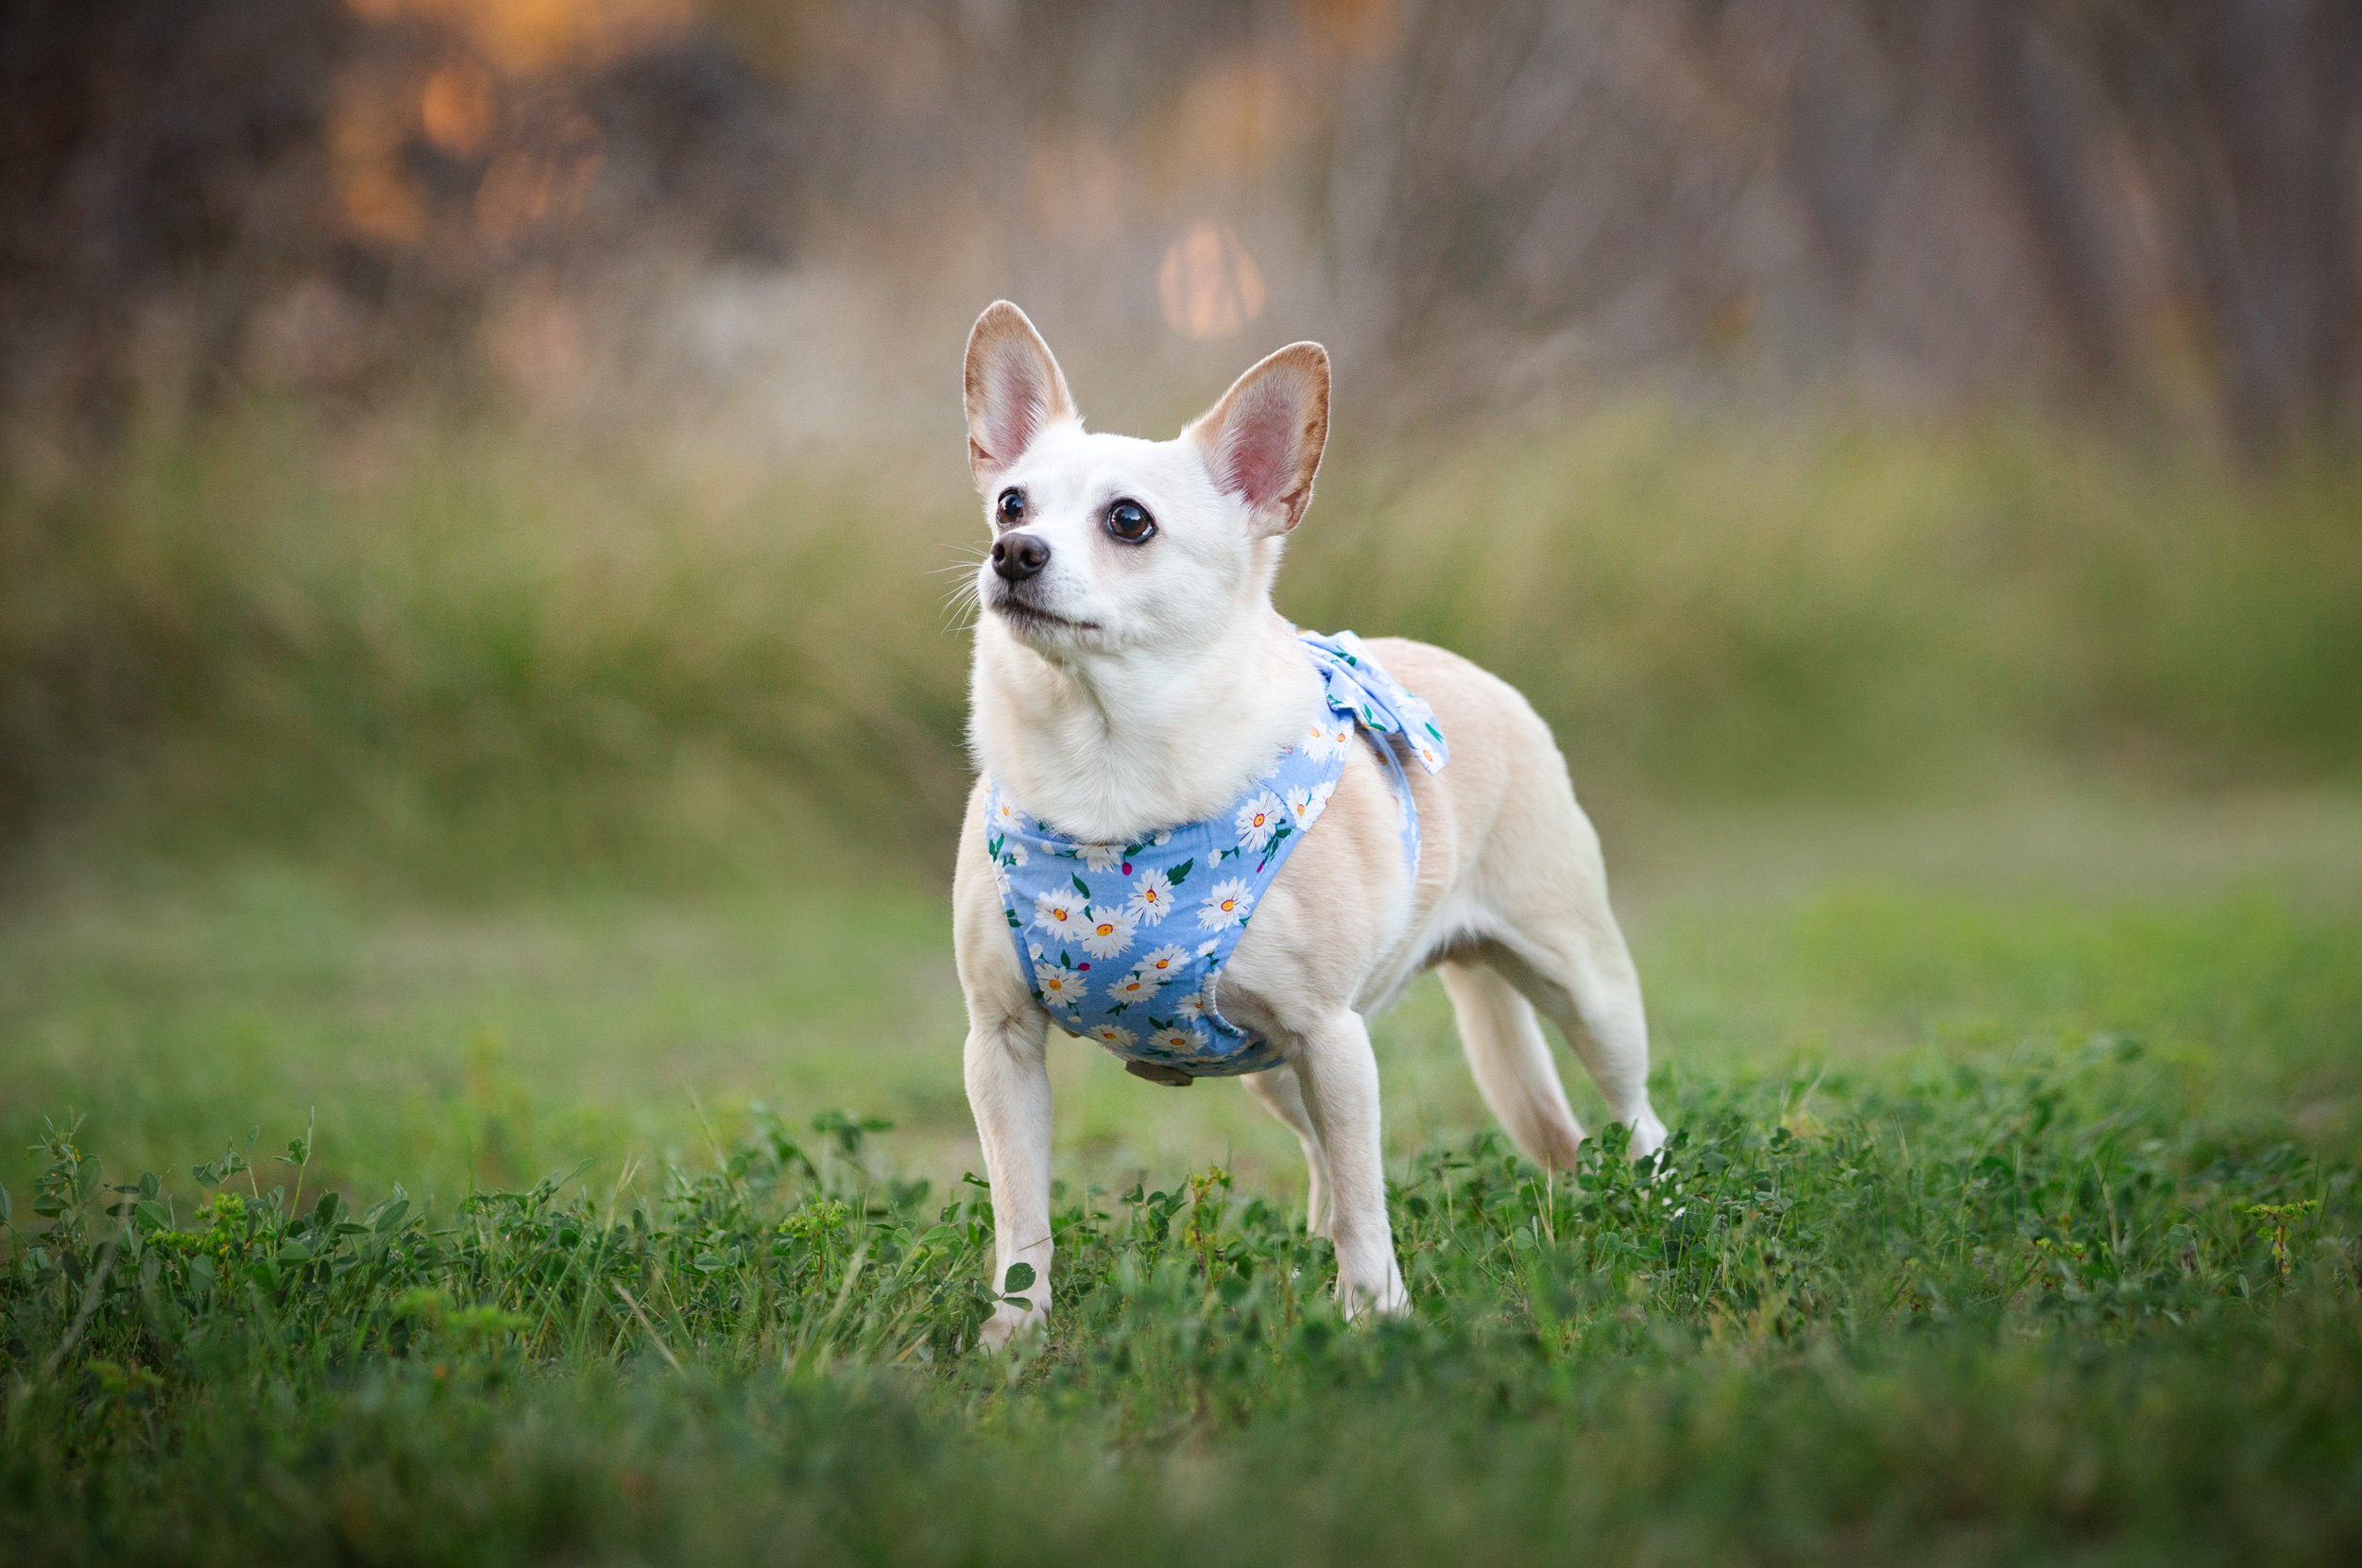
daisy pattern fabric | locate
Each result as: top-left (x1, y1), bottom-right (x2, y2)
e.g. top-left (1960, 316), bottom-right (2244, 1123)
top-left (984, 629), bottom-right (1449, 1081)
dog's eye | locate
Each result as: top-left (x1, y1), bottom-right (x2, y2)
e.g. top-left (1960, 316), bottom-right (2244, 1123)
top-left (1105, 500), bottom-right (1155, 543)
top-left (996, 489), bottom-right (1025, 526)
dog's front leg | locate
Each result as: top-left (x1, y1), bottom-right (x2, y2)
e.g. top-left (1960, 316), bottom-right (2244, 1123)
top-left (964, 1015), bottom-right (1054, 1351)
top-left (1292, 1010), bottom-right (1408, 1317)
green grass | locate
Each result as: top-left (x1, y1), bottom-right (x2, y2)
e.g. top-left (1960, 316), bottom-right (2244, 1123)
top-left (4, 798), bottom-right (2359, 1564)
top-left (6, 1059), bottom-right (2355, 1566)
top-left (9, 795), bottom-right (2359, 1203)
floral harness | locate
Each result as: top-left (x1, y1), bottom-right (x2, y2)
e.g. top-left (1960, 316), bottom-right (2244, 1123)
top-left (984, 630), bottom-right (1448, 1085)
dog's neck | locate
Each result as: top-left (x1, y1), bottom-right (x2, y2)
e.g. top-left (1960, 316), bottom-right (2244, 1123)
top-left (971, 600), bottom-right (1320, 845)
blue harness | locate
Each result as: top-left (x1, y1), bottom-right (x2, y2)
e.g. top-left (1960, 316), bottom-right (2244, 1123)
top-left (984, 630), bottom-right (1448, 1083)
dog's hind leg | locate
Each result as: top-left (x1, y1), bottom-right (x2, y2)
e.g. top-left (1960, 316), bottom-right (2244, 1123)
top-left (1485, 916), bottom-right (1668, 1161)
top-left (1242, 1065), bottom-right (1332, 1237)
top-left (1436, 959), bottom-right (1585, 1169)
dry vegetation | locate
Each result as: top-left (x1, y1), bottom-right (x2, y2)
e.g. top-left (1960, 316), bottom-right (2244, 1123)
top-left (7, 407), bottom-right (2359, 885)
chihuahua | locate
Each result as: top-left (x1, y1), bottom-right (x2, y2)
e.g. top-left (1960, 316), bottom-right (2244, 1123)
top-left (952, 301), bottom-right (1666, 1350)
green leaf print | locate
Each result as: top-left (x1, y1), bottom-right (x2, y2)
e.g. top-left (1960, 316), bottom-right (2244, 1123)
top-left (1071, 873), bottom-right (1091, 898)
top-left (1168, 860), bottom-right (1193, 885)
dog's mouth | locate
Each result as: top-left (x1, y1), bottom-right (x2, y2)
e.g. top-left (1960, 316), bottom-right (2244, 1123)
top-left (989, 593), bottom-right (1099, 636)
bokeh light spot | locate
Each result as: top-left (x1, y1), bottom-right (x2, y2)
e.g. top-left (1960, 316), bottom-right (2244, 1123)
top-left (1158, 221), bottom-right (1266, 341)
top-left (421, 58), bottom-right (496, 157)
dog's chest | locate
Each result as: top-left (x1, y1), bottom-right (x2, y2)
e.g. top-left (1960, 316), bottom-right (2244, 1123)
top-left (981, 630), bottom-right (1448, 1081)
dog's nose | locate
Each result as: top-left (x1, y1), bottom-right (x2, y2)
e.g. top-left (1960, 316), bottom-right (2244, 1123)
top-left (992, 532), bottom-right (1051, 583)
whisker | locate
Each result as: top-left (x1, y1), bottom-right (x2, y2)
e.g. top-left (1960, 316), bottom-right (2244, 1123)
top-left (939, 571), bottom-right (984, 633)
top-left (934, 541), bottom-right (991, 631)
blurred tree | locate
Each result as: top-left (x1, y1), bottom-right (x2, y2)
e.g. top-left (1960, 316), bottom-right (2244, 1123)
top-left (2, 0), bottom-right (2356, 455)
top-left (0, 0), bottom-right (355, 429)
top-left (2049, 0), bottom-right (2362, 455)
top-left (0, 0), bottom-right (810, 440)
top-left (1339, 0), bottom-right (2362, 452)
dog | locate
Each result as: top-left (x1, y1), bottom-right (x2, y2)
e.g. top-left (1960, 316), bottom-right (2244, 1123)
top-left (952, 301), bottom-right (1666, 1350)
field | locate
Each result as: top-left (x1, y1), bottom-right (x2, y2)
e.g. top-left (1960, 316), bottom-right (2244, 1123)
top-left (4, 412), bottom-right (2361, 1563)
top-left (5, 789), bottom-right (2360, 1564)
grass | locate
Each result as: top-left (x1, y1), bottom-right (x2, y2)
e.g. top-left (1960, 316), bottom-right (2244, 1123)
top-left (9, 794), bottom-right (2359, 1202)
top-left (4, 796), bottom-right (2359, 1564)
top-left (6, 1059), bottom-right (2355, 1566)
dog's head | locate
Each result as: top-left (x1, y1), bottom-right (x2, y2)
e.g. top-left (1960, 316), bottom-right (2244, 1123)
top-left (962, 301), bottom-right (1328, 658)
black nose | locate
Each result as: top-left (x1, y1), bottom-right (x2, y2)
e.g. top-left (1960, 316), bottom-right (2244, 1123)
top-left (992, 532), bottom-right (1051, 582)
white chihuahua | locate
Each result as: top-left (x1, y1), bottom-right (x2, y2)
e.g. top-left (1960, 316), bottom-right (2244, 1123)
top-left (952, 301), bottom-right (1666, 1350)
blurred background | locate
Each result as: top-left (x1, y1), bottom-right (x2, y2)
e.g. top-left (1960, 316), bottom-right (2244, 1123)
top-left (3, 0), bottom-right (2359, 1198)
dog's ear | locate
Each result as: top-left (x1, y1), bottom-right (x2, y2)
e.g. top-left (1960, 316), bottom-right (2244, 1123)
top-left (964, 301), bottom-right (1075, 489)
top-left (1187, 342), bottom-right (1329, 537)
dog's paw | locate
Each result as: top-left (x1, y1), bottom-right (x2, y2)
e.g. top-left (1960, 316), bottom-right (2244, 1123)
top-left (1627, 1108), bottom-right (1670, 1162)
top-left (1334, 1265), bottom-right (1411, 1322)
top-left (977, 1303), bottom-right (1048, 1355)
